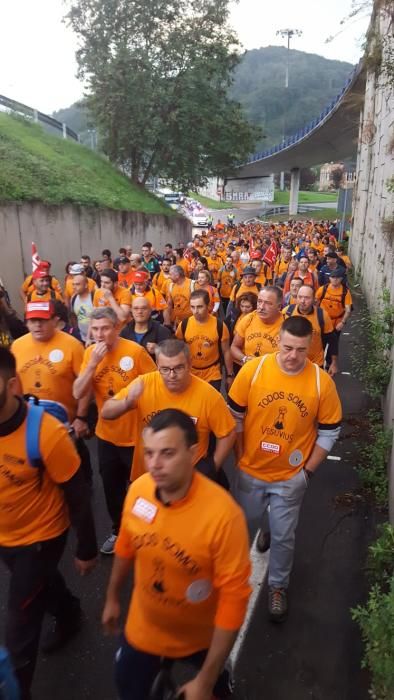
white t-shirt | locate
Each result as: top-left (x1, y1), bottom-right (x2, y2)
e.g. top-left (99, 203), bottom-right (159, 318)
top-left (73, 294), bottom-right (94, 341)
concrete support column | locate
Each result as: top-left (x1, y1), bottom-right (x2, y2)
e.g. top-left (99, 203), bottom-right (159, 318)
top-left (289, 167), bottom-right (300, 216)
top-left (280, 171), bottom-right (285, 191)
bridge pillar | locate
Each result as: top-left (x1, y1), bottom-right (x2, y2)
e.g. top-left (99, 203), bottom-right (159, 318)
top-left (289, 167), bottom-right (300, 216)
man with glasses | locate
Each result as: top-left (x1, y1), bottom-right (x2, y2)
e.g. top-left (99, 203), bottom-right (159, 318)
top-left (101, 339), bottom-right (235, 486)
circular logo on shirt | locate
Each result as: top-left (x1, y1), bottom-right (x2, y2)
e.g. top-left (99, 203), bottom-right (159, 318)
top-left (49, 349), bottom-right (64, 363)
top-left (119, 356), bottom-right (134, 371)
top-left (186, 579), bottom-right (213, 603)
top-left (289, 449), bottom-right (303, 467)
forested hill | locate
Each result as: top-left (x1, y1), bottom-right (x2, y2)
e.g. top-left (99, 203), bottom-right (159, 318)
top-left (230, 46), bottom-right (354, 148)
top-left (53, 46), bottom-right (354, 150)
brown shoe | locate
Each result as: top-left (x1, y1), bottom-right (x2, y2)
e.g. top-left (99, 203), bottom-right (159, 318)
top-left (268, 587), bottom-right (288, 623)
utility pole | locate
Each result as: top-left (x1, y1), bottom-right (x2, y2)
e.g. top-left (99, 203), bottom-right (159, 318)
top-left (276, 28), bottom-right (303, 191)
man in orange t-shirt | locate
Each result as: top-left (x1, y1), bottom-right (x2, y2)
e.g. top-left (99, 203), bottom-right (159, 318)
top-left (228, 316), bottom-right (341, 622)
top-left (0, 346), bottom-right (97, 698)
top-left (101, 339), bottom-right (235, 485)
top-left (231, 287), bottom-right (283, 363)
top-left (93, 268), bottom-right (131, 325)
top-left (26, 268), bottom-right (63, 304)
top-left (102, 409), bottom-right (251, 700)
top-left (74, 307), bottom-right (155, 554)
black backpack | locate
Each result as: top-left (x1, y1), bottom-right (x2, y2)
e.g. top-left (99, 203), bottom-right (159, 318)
top-left (319, 282), bottom-right (353, 311)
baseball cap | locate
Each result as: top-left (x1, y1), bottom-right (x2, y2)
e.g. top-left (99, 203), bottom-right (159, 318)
top-left (134, 270), bottom-right (150, 283)
top-left (118, 256), bottom-right (130, 265)
top-left (40, 260), bottom-right (51, 269)
top-left (329, 268), bottom-right (345, 278)
top-left (241, 266), bottom-right (257, 276)
top-left (25, 301), bottom-right (55, 320)
top-left (69, 263), bottom-right (85, 275)
top-left (32, 267), bottom-right (50, 280)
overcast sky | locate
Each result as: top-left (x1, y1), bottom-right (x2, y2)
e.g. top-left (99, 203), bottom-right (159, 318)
top-left (0, 0), bottom-right (371, 114)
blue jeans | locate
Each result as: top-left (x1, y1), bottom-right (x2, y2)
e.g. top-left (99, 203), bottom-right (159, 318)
top-left (236, 469), bottom-right (308, 588)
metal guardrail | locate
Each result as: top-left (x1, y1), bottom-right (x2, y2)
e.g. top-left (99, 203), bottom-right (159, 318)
top-left (0, 94), bottom-right (79, 141)
top-left (244, 62), bottom-right (363, 165)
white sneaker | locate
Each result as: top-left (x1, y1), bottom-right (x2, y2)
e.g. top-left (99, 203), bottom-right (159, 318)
top-left (100, 534), bottom-right (117, 555)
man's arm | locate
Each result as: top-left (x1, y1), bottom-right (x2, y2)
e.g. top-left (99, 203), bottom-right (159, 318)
top-left (101, 379), bottom-right (144, 420)
top-left (73, 342), bottom-right (108, 399)
top-left (230, 334), bottom-right (248, 363)
top-left (213, 429), bottom-right (236, 470)
top-left (179, 628), bottom-right (238, 699)
top-left (102, 554), bottom-right (133, 635)
top-left (221, 338), bottom-right (234, 387)
top-left (336, 304), bottom-right (352, 331)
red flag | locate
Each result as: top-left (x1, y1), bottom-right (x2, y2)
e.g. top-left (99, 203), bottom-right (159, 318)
top-left (262, 241), bottom-right (278, 268)
top-left (32, 242), bottom-right (41, 271)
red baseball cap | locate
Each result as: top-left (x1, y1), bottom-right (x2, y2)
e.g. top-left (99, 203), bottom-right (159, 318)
top-left (134, 270), bottom-right (149, 283)
top-left (32, 267), bottom-right (51, 279)
top-left (25, 301), bottom-right (55, 320)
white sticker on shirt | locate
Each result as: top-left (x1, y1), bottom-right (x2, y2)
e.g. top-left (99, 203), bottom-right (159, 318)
top-left (49, 349), bottom-right (64, 363)
top-left (186, 579), bottom-right (213, 603)
top-left (120, 356), bottom-right (134, 371)
top-left (260, 441), bottom-right (281, 454)
top-left (131, 497), bottom-right (158, 523)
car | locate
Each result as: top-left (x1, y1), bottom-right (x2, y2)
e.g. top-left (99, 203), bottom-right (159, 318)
top-left (189, 212), bottom-right (208, 227)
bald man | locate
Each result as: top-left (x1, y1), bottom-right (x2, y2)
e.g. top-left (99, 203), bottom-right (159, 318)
top-left (120, 297), bottom-right (172, 358)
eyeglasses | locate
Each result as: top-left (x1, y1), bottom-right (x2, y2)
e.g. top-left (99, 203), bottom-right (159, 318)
top-left (158, 364), bottom-right (186, 376)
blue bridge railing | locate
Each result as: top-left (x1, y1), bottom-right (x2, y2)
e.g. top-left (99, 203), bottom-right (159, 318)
top-left (244, 62), bottom-right (362, 165)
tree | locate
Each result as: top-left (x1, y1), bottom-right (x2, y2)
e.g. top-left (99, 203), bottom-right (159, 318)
top-left (331, 166), bottom-right (344, 190)
top-left (65, 0), bottom-right (260, 189)
top-left (300, 167), bottom-right (317, 191)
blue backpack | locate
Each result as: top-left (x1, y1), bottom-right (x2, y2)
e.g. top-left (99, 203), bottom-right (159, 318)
top-left (25, 396), bottom-right (69, 472)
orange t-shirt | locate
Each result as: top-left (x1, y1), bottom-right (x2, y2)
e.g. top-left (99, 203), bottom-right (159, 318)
top-left (229, 282), bottom-right (260, 303)
top-left (65, 276), bottom-right (96, 299)
top-left (177, 258), bottom-right (191, 276)
top-left (234, 311), bottom-right (283, 357)
top-left (206, 257), bottom-right (222, 283)
top-left (218, 268), bottom-right (237, 299)
top-left (316, 284), bottom-right (353, 328)
top-left (175, 315), bottom-right (230, 382)
top-left (12, 330), bottom-right (84, 421)
top-left (93, 286), bottom-right (132, 310)
top-left (80, 338), bottom-right (155, 446)
top-left (130, 288), bottom-right (167, 312)
top-left (152, 271), bottom-right (171, 293)
top-left (26, 289), bottom-right (63, 303)
top-left (0, 405), bottom-right (80, 546)
top-left (115, 472), bottom-right (251, 657)
top-left (168, 279), bottom-right (193, 324)
top-left (118, 270), bottom-right (137, 289)
top-left (115, 372), bottom-right (235, 480)
top-left (22, 275), bottom-right (62, 298)
top-left (282, 305), bottom-right (334, 366)
top-left (229, 353), bottom-right (342, 482)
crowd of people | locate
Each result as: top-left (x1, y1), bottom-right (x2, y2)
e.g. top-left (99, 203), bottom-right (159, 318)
top-left (0, 216), bottom-right (349, 699)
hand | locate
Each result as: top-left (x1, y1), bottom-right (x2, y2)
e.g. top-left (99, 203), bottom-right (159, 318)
top-left (74, 556), bottom-right (98, 576)
top-left (178, 675), bottom-right (213, 700)
top-left (126, 379), bottom-right (144, 407)
top-left (328, 362), bottom-right (338, 377)
top-left (146, 342), bottom-right (157, 355)
top-left (102, 598), bottom-right (121, 636)
top-left (90, 341), bottom-right (108, 367)
top-left (71, 418), bottom-right (89, 439)
top-left (102, 288), bottom-right (113, 301)
top-left (336, 321), bottom-right (344, 331)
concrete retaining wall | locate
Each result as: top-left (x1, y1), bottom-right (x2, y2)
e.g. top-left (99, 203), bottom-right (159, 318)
top-left (349, 7), bottom-right (394, 521)
top-left (0, 203), bottom-right (191, 314)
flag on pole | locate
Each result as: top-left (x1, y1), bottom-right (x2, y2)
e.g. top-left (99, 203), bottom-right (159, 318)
top-left (32, 242), bottom-right (41, 271)
top-left (262, 240), bottom-right (278, 268)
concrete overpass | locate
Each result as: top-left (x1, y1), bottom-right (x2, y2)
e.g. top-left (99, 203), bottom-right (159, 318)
top-left (234, 61), bottom-right (366, 214)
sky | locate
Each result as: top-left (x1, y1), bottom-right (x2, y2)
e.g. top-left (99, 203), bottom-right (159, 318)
top-left (0, 0), bottom-right (371, 114)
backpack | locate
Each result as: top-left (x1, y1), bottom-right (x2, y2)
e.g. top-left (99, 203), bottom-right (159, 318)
top-left (285, 304), bottom-right (325, 348)
top-left (25, 396), bottom-right (69, 478)
top-left (319, 282), bottom-right (353, 311)
top-left (180, 316), bottom-right (226, 367)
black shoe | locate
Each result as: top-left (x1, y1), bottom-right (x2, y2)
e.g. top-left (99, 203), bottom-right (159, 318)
top-left (41, 601), bottom-right (82, 654)
top-left (256, 530), bottom-right (271, 553)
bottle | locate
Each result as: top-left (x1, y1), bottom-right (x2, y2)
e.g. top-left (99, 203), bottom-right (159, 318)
top-left (0, 648), bottom-right (20, 700)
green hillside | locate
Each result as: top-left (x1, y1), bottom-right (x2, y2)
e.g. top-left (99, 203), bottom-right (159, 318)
top-left (53, 47), bottom-right (354, 152)
top-left (0, 113), bottom-right (174, 214)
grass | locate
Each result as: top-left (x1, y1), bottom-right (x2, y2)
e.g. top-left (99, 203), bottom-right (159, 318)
top-left (274, 190), bottom-right (338, 204)
top-left (0, 113), bottom-right (175, 215)
top-left (191, 192), bottom-right (238, 209)
top-left (265, 208), bottom-right (339, 222)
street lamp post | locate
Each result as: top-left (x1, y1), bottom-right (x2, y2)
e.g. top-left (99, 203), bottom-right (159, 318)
top-left (276, 28), bottom-right (303, 191)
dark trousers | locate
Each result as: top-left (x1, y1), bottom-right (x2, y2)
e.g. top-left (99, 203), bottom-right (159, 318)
top-left (220, 297), bottom-right (229, 313)
top-left (75, 437), bottom-right (93, 485)
top-left (326, 328), bottom-right (341, 368)
top-left (97, 438), bottom-right (134, 534)
top-left (115, 636), bottom-right (231, 700)
top-left (0, 531), bottom-right (76, 700)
